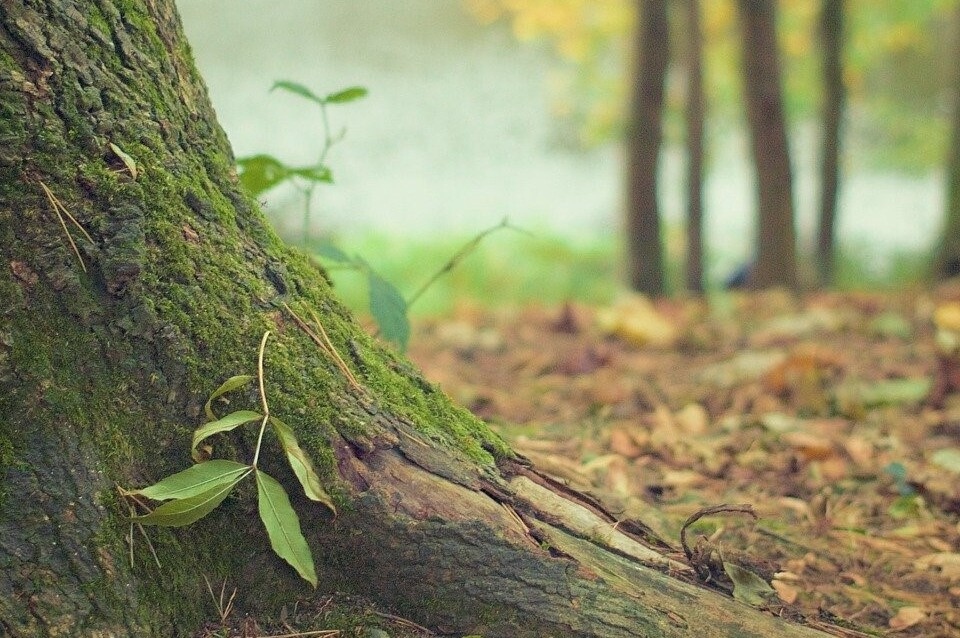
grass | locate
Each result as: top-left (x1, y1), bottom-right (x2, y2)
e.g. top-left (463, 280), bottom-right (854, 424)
top-left (308, 230), bottom-right (623, 316)
top-left (294, 229), bottom-right (936, 318)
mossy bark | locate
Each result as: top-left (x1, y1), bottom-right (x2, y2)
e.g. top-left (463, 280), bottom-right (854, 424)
top-left (1, 2), bottom-right (834, 636)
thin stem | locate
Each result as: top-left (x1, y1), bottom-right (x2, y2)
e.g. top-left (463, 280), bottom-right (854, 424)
top-left (406, 217), bottom-right (526, 308)
top-left (251, 331), bottom-right (271, 468)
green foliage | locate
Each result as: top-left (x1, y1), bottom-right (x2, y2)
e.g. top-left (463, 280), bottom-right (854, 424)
top-left (364, 260), bottom-right (411, 351)
top-left (255, 469), bottom-right (318, 586)
top-left (234, 80), bottom-right (415, 351)
top-left (315, 220), bottom-right (520, 351)
top-left (315, 230), bottom-right (620, 316)
top-left (235, 80), bottom-right (518, 351)
top-left (236, 154), bottom-right (332, 197)
top-left (122, 333), bottom-right (332, 587)
top-left (235, 80), bottom-right (365, 222)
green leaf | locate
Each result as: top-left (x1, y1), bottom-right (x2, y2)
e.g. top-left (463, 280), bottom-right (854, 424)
top-left (931, 448), bottom-right (960, 474)
top-left (888, 493), bottom-right (924, 519)
top-left (269, 417), bottom-right (336, 514)
top-left (132, 460), bottom-right (252, 501)
top-left (859, 378), bottom-right (932, 407)
top-left (270, 80), bottom-right (325, 106)
top-left (237, 154), bottom-right (292, 196)
top-left (204, 374), bottom-right (256, 421)
top-left (288, 164), bottom-right (333, 184)
top-left (366, 266), bottom-right (409, 352)
top-left (323, 86), bottom-right (368, 104)
top-left (132, 477), bottom-right (244, 527)
top-left (256, 470), bottom-right (317, 586)
top-left (723, 562), bottom-right (776, 606)
top-left (192, 410), bottom-right (262, 462)
top-left (314, 240), bottom-right (352, 263)
top-left (108, 142), bottom-right (138, 179)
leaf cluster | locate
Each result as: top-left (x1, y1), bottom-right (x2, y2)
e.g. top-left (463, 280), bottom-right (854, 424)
top-left (236, 81), bottom-right (367, 197)
top-left (121, 336), bottom-right (333, 587)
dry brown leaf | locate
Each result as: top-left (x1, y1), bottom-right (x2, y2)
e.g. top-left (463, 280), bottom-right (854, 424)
top-left (661, 469), bottom-right (706, 490)
top-left (675, 403), bottom-right (709, 435)
top-left (783, 431), bottom-right (836, 461)
top-left (915, 552), bottom-right (960, 581)
top-left (771, 578), bottom-right (799, 604)
top-left (608, 427), bottom-right (643, 459)
top-left (888, 606), bottom-right (925, 631)
top-left (842, 435), bottom-right (875, 467)
top-left (596, 295), bottom-right (678, 348)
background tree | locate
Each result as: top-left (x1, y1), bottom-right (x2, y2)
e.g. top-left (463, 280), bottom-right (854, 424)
top-left (685, 0), bottom-right (707, 294)
top-left (625, 0), bottom-right (670, 295)
top-left (0, 1), bottom-right (836, 636)
top-left (737, 0), bottom-right (798, 289)
top-left (816, 0), bottom-right (846, 287)
top-left (937, 2), bottom-right (960, 281)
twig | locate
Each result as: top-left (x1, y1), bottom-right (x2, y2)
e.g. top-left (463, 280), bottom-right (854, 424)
top-left (309, 309), bottom-right (363, 392)
top-left (252, 331), bottom-right (271, 468)
top-left (259, 630), bottom-right (340, 638)
top-left (680, 503), bottom-right (757, 562)
top-left (203, 575), bottom-right (237, 623)
top-left (39, 179), bottom-right (92, 272)
top-left (135, 522), bottom-right (162, 569)
top-left (282, 302), bottom-right (364, 394)
top-left (405, 217), bottom-right (528, 308)
top-left (371, 610), bottom-right (433, 635)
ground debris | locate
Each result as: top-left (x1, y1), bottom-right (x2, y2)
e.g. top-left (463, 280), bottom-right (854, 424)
top-left (408, 292), bottom-right (960, 638)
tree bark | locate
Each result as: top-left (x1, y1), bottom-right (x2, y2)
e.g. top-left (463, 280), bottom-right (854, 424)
top-left (737, 0), bottom-right (798, 290)
top-left (625, 0), bottom-right (670, 296)
top-left (1, 1), bottom-right (834, 636)
top-left (816, 0), bottom-right (845, 288)
top-left (685, 0), bottom-right (706, 294)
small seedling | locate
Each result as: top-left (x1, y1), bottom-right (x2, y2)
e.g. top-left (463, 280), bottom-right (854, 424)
top-left (236, 80), bottom-right (367, 240)
top-left (121, 332), bottom-right (334, 586)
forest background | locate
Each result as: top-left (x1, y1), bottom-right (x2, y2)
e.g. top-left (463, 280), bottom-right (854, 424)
top-left (179, 0), bottom-right (960, 307)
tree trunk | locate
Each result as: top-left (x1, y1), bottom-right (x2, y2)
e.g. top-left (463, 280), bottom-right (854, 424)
top-left (1, 1), bottom-right (834, 636)
top-left (685, 0), bottom-right (706, 294)
top-left (937, 5), bottom-right (960, 280)
top-left (737, 0), bottom-right (798, 290)
top-left (625, 0), bottom-right (670, 296)
top-left (816, 0), bottom-right (845, 288)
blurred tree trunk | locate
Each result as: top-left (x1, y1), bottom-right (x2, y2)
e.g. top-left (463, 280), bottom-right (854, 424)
top-left (685, 0), bottom-right (706, 294)
top-left (0, 1), bottom-right (839, 636)
top-left (625, 0), bottom-right (670, 295)
top-left (937, 5), bottom-right (960, 280)
top-left (737, 0), bottom-right (798, 289)
top-left (815, 0), bottom-right (845, 288)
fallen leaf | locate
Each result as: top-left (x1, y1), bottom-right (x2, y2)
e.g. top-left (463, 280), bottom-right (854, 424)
top-left (783, 431), bottom-right (835, 461)
top-left (930, 447), bottom-right (960, 474)
top-left (888, 606), bottom-right (925, 631)
top-left (674, 403), bottom-right (709, 436)
top-left (933, 302), bottom-right (960, 332)
top-left (771, 578), bottom-right (799, 604)
top-left (915, 552), bottom-right (960, 581)
top-left (608, 427), bottom-right (643, 458)
top-left (723, 562), bottom-right (776, 606)
top-left (596, 295), bottom-right (678, 348)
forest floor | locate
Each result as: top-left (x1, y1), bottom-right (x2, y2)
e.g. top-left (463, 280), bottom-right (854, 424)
top-left (407, 287), bottom-right (960, 638)
top-left (199, 287), bottom-right (960, 638)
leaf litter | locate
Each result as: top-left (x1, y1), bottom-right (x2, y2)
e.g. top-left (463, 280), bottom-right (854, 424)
top-left (408, 289), bottom-right (960, 637)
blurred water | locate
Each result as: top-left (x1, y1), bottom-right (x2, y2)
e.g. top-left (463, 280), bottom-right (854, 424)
top-left (177, 0), bottom-right (944, 276)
